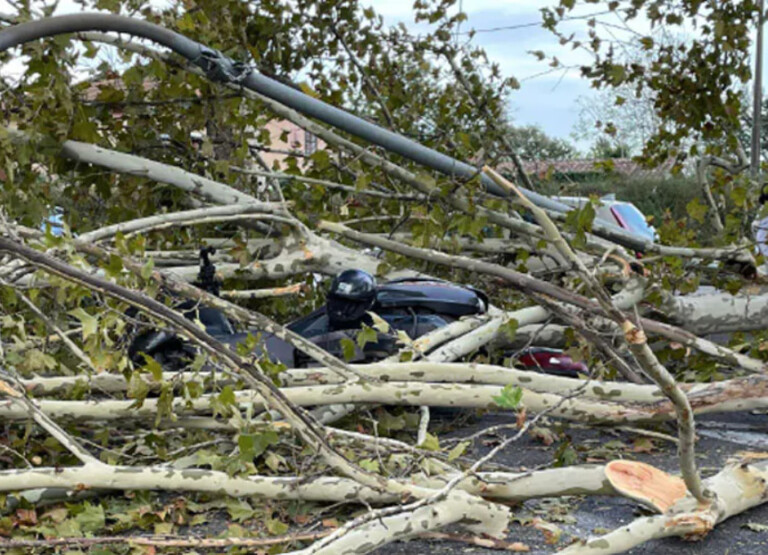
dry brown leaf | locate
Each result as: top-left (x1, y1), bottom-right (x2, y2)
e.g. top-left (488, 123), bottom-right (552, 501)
top-left (322, 518), bottom-right (339, 529)
top-left (529, 426), bottom-right (557, 446)
top-left (516, 406), bottom-right (527, 429)
top-left (531, 518), bottom-right (562, 545)
top-left (631, 438), bottom-right (656, 454)
top-left (15, 508), bottom-right (37, 526)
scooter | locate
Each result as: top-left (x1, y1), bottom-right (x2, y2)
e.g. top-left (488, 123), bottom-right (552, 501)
top-left (127, 253), bottom-right (489, 368)
top-left (127, 253), bottom-right (583, 375)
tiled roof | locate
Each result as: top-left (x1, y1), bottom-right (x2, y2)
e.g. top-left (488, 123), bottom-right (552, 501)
top-left (498, 158), bottom-right (674, 179)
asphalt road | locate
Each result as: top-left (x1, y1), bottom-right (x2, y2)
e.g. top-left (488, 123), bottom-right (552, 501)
top-left (376, 410), bottom-right (768, 554)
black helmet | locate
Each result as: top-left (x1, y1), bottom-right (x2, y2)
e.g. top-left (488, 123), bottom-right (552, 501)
top-left (327, 269), bottom-right (377, 328)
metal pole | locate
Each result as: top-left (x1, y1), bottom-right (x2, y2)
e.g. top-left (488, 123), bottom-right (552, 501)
top-left (752, 0), bottom-right (765, 180)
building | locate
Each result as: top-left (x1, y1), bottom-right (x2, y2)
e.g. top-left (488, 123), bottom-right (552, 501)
top-left (253, 119), bottom-right (323, 169)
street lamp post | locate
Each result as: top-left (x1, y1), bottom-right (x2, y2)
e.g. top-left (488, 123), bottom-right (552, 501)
top-left (752, 0), bottom-right (765, 180)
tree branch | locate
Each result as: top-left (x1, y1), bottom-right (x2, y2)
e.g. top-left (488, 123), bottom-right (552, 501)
top-left (484, 166), bottom-right (708, 504)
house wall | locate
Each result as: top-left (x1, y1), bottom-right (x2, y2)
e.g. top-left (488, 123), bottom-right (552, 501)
top-left (256, 119), bottom-right (325, 170)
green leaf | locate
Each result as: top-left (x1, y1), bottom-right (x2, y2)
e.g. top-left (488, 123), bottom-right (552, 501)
top-left (378, 409), bottom-right (406, 432)
top-left (21, 349), bottom-right (58, 372)
top-left (298, 81), bottom-right (319, 98)
top-left (225, 499), bottom-right (256, 523)
top-left (340, 338), bottom-right (356, 361)
top-left (105, 254), bottom-right (123, 277)
top-left (154, 522), bottom-right (174, 535)
top-left (447, 441), bottom-right (470, 462)
top-left (310, 149), bottom-right (331, 170)
top-left (266, 518), bottom-right (289, 535)
top-left (141, 258), bottom-right (155, 280)
top-left (419, 432), bottom-right (440, 451)
top-left (493, 384), bottom-right (523, 409)
top-left (140, 354), bottom-right (164, 382)
top-left (639, 36), bottom-right (654, 50)
top-left (500, 319), bottom-right (519, 341)
top-left (127, 371), bottom-right (150, 406)
top-left (69, 308), bottom-right (98, 341)
top-left (226, 523), bottom-right (249, 537)
top-left (54, 518), bottom-right (82, 538)
top-left (155, 383), bottom-right (175, 426)
top-left (189, 514), bottom-right (208, 526)
top-left (218, 385), bottom-right (237, 407)
top-left (184, 380), bottom-right (203, 400)
top-left (356, 324), bottom-right (378, 349)
top-left (578, 201), bottom-right (596, 231)
top-left (686, 198), bottom-right (708, 224)
top-left (355, 172), bottom-right (371, 191)
top-left (74, 503), bottom-right (105, 534)
top-left (72, 117), bottom-right (99, 143)
top-left (553, 440), bottom-right (578, 467)
top-left (730, 185), bottom-right (747, 206)
top-left (608, 64), bottom-right (626, 85)
top-left (358, 458), bottom-right (380, 472)
top-left (176, 12), bottom-right (196, 32)
top-left (238, 430), bottom-right (279, 461)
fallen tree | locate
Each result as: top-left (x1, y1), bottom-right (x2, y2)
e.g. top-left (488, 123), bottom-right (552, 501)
top-left (1, 3), bottom-right (768, 554)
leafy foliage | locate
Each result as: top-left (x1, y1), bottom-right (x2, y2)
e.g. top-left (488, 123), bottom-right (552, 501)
top-left (543, 1), bottom-right (762, 166)
top-left (505, 125), bottom-right (576, 161)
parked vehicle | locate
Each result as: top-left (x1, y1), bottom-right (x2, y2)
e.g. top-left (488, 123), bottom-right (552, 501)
top-left (288, 273), bottom-right (489, 366)
top-left (553, 194), bottom-right (656, 243)
top-left (128, 255), bottom-right (584, 377)
top-left (517, 347), bottom-right (588, 376)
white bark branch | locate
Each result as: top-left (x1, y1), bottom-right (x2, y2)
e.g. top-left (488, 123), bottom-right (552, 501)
top-left (559, 456), bottom-right (768, 554)
top-left (221, 283), bottom-right (304, 300)
top-left (485, 167), bottom-right (707, 503)
top-left (1, 464), bottom-right (614, 505)
top-left (10, 378), bottom-right (763, 424)
top-left (78, 202), bottom-right (294, 243)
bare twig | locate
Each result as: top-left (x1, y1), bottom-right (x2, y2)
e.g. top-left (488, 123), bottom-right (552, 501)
top-left (0, 373), bottom-right (102, 467)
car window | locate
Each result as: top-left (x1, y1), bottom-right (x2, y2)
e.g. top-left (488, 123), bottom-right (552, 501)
top-left (610, 203), bottom-right (655, 240)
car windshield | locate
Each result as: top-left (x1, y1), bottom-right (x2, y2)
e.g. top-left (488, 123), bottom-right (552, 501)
top-left (611, 203), bottom-right (655, 240)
